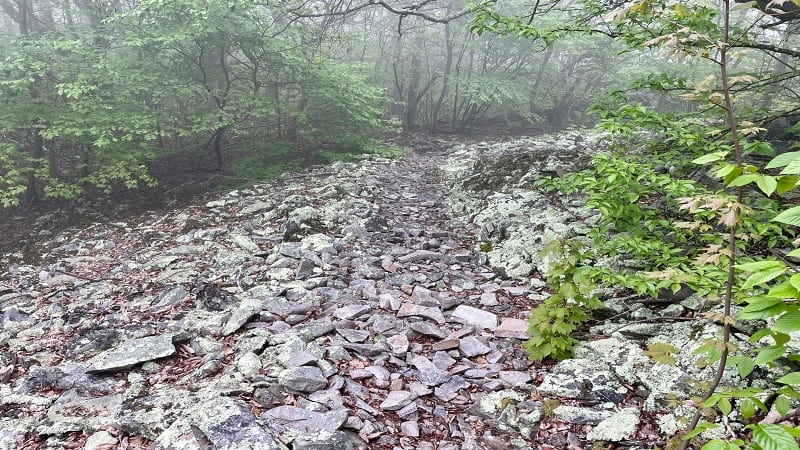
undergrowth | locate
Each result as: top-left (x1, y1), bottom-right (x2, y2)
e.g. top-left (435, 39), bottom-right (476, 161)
top-left (526, 105), bottom-right (800, 449)
top-left (221, 138), bottom-right (406, 190)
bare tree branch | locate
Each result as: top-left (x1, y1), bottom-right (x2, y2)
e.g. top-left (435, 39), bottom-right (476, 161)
top-left (287, 0), bottom-right (473, 24)
top-left (735, 42), bottom-right (800, 58)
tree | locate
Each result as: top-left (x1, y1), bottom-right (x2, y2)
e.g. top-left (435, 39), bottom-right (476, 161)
top-left (0, 0), bottom-right (390, 206)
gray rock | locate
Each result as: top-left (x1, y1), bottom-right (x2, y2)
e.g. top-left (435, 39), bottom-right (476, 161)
top-left (222, 297), bottom-right (268, 336)
top-left (336, 328), bottom-right (370, 343)
top-left (379, 391), bottom-right (417, 411)
top-left (341, 342), bottom-right (386, 357)
top-left (432, 338), bottom-right (460, 351)
top-left (152, 286), bottom-right (188, 309)
top-left (432, 351), bottom-right (457, 370)
top-left (407, 381), bottom-right (433, 397)
top-left (231, 233), bottom-right (261, 253)
top-left (451, 305), bottom-right (498, 329)
top-left (468, 390), bottom-right (525, 420)
top-left (277, 340), bottom-right (318, 367)
top-left (401, 420), bottom-right (420, 437)
top-left (292, 430), bottom-right (354, 450)
top-left (84, 430), bottom-right (118, 450)
top-left (586, 408), bottom-right (640, 441)
top-left (86, 334), bottom-right (176, 374)
top-left (333, 304), bottom-right (372, 320)
top-left (410, 286), bottom-right (440, 306)
top-left (537, 359), bottom-right (627, 404)
top-left (434, 376), bottom-right (469, 402)
top-left (409, 321), bottom-right (447, 339)
top-left (155, 396), bottom-right (286, 449)
top-left (236, 352), bottom-right (263, 378)
top-left (397, 250), bottom-right (448, 263)
top-left (553, 405), bottom-right (613, 425)
top-left (294, 317), bottom-right (336, 341)
top-left (296, 258), bottom-right (318, 280)
top-left (397, 303), bottom-right (445, 324)
top-left (262, 406), bottom-right (348, 432)
top-left (479, 292), bottom-right (498, 306)
top-left (378, 293), bottom-right (403, 311)
top-left (0, 420), bottom-right (27, 450)
top-left (278, 366), bottom-right (328, 393)
top-left (239, 200), bottom-right (274, 216)
top-left (301, 233), bottom-right (334, 252)
top-left (459, 336), bottom-right (491, 357)
top-left (495, 317), bottom-right (529, 339)
top-left (42, 389), bottom-right (123, 435)
top-left (498, 371), bottom-right (532, 386)
top-left (411, 356), bottom-right (450, 386)
top-left (385, 334), bottom-right (409, 355)
top-left (359, 266), bottom-right (386, 280)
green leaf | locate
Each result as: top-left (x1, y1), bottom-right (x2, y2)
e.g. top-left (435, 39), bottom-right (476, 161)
top-left (693, 151), bottom-right (728, 165)
top-left (719, 396), bottom-right (732, 415)
top-left (782, 157), bottom-right (800, 175)
top-left (774, 332), bottom-right (792, 346)
top-left (749, 328), bottom-right (772, 343)
top-left (773, 205), bottom-right (800, 226)
top-left (775, 395), bottom-right (791, 415)
top-left (787, 248), bottom-right (800, 258)
top-left (766, 151), bottom-right (800, 170)
top-left (741, 297), bottom-right (785, 313)
top-left (684, 421), bottom-right (720, 439)
top-left (767, 281), bottom-right (799, 298)
top-left (727, 173), bottom-right (759, 187)
top-left (751, 424), bottom-right (800, 450)
top-left (758, 175), bottom-right (778, 196)
top-left (736, 261), bottom-right (786, 272)
top-left (716, 163), bottom-right (740, 179)
top-left (777, 176), bottom-right (799, 194)
top-left (740, 398), bottom-right (756, 419)
top-left (700, 440), bottom-right (735, 450)
top-left (773, 307), bottom-right (800, 333)
top-left (727, 355), bottom-right (755, 378)
top-left (742, 267), bottom-right (788, 290)
top-left (755, 345), bottom-right (787, 365)
top-left (777, 372), bottom-right (800, 385)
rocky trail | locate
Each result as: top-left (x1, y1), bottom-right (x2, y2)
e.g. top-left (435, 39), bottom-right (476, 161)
top-left (0, 133), bottom-right (751, 450)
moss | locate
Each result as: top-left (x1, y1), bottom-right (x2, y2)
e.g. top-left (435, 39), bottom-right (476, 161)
top-left (540, 398), bottom-right (561, 419)
top-left (499, 396), bottom-right (516, 413)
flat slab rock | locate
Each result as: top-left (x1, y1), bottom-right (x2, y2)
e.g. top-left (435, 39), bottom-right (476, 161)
top-left (451, 305), bottom-right (498, 329)
top-left (86, 334), bottom-right (176, 374)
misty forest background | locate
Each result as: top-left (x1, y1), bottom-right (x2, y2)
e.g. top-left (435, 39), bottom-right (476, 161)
top-left (3, 0), bottom-right (797, 210)
top-left (9, 1), bottom-right (800, 446)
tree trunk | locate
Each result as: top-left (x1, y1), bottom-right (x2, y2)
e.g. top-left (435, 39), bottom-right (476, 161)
top-left (431, 20), bottom-right (453, 130)
top-left (24, 131), bottom-right (44, 205)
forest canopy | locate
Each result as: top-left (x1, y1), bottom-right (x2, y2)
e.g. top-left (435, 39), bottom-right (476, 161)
top-left (0, 0), bottom-right (799, 210)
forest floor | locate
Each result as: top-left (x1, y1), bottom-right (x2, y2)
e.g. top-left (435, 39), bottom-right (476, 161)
top-left (1, 133), bottom-right (674, 449)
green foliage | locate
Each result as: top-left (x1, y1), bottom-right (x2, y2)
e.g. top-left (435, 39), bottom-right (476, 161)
top-left (315, 136), bottom-right (405, 163)
top-left (528, 101), bottom-right (800, 445)
top-left (228, 142), bottom-right (303, 186)
top-left (474, 0), bottom-right (800, 446)
top-left (0, 0), bottom-right (391, 207)
top-left (525, 239), bottom-right (601, 361)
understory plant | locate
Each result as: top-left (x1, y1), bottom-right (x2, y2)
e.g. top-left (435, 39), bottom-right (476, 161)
top-left (519, 0), bottom-right (800, 447)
